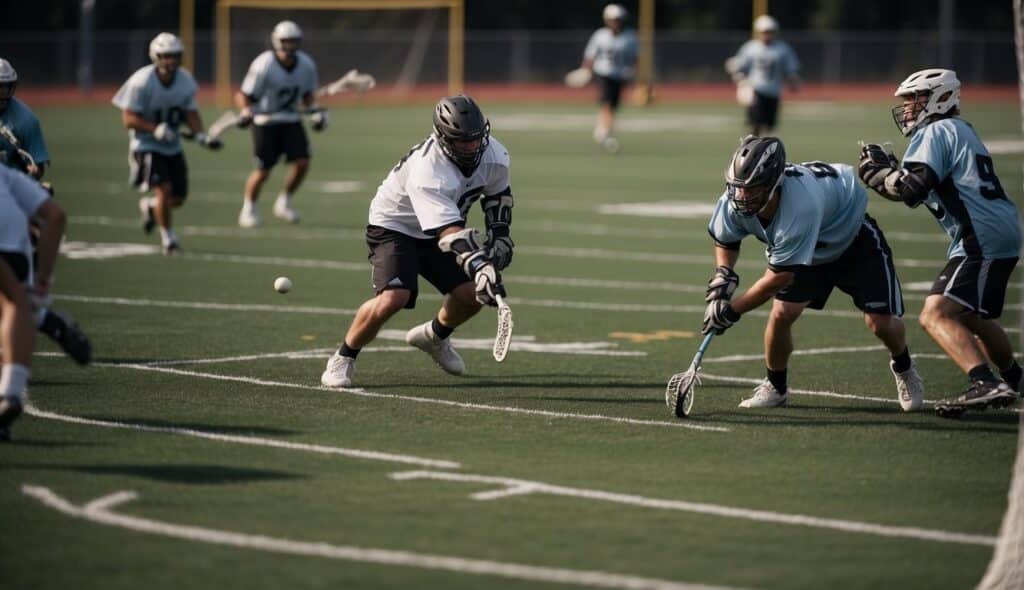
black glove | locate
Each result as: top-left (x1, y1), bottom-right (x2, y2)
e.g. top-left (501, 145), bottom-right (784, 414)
top-left (705, 266), bottom-right (739, 302)
top-left (474, 263), bottom-right (506, 307)
top-left (702, 300), bottom-right (740, 335)
top-left (194, 133), bottom-right (223, 151)
top-left (237, 108), bottom-right (254, 129)
top-left (858, 143), bottom-right (899, 196)
top-left (310, 110), bottom-right (329, 132)
top-left (487, 235), bottom-right (514, 271)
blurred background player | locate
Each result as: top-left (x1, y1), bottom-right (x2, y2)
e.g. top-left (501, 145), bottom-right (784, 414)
top-left (0, 58), bottom-right (50, 182)
top-left (725, 15), bottom-right (801, 137)
top-left (0, 165), bottom-right (66, 441)
top-left (320, 95), bottom-right (513, 387)
top-left (112, 32), bottom-right (222, 256)
top-left (858, 68), bottom-right (1021, 415)
top-left (235, 20), bottom-right (324, 228)
top-left (578, 4), bottom-right (637, 153)
top-left (704, 136), bottom-right (923, 410)
top-left (0, 57), bottom-right (90, 365)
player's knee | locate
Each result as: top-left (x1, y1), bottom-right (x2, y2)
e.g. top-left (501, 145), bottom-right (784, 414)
top-left (293, 158), bottom-right (310, 171)
top-left (864, 313), bottom-right (893, 336)
top-left (769, 302), bottom-right (802, 325)
top-left (376, 289), bottom-right (410, 317)
top-left (451, 282), bottom-right (482, 310)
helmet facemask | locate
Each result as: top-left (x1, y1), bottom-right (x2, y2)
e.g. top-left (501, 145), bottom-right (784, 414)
top-left (154, 52), bottom-right (181, 77)
top-left (725, 135), bottom-right (786, 218)
top-left (727, 176), bottom-right (781, 217)
top-left (891, 69), bottom-right (961, 136)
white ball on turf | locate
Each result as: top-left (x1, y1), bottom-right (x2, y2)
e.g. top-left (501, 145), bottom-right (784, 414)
top-left (274, 276), bottom-right (292, 294)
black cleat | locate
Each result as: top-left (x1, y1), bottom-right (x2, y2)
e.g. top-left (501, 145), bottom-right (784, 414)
top-left (162, 240), bottom-right (181, 256)
top-left (42, 310), bottom-right (92, 365)
top-left (139, 197), bottom-right (156, 235)
top-left (0, 396), bottom-right (23, 441)
top-left (934, 380), bottom-right (1017, 418)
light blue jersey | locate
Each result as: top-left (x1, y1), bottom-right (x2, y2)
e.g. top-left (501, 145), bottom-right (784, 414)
top-left (902, 117), bottom-right (1021, 259)
top-left (0, 98), bottom-right (49, 172)
top-left (729, 39), bottom-right (799, 98)
top-left (584, 28), bottom-right (638, 80)
top-left (240, 50), bottom-right (318, 125)
top-left (111, 65), bottom-right (198, 156)
top-left (709, 162), bottom-right (866, 268)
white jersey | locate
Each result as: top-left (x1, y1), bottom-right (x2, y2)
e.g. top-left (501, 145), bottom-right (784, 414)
top-left (240, 50), bottom-right (319, 125)
top-left (111, 65), bottom-right (198, 155)
top-left (0, 165), bottom-right (49, 267)
top-left (369, 135), bottom-right (511, 239)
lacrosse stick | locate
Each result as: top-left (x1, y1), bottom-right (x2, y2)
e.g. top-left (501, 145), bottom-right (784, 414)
top-left (318, 69), bottom-right (376, 97)
top-left (492, 294), bottom-right (513, 362)
top-left (665, 332), bottom-right (715, 418)
top-left (206, 111), bottom-right (243, 141)
top-left (0, 124), bottom-right (37, 170)
top-left (564, 67), bottom-right (592, 88)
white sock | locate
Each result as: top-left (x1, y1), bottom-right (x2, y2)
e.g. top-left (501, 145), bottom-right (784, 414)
top-left (159, 227), bottom-right (177, 245)
top-left (593, 126), bottom-right (610, 143)
top-left (241, 199), bottom-right (255, 214)
top-left (0, 363), bottom-right (30, 402)
top-left (276, 192), bottom-right (292, 206)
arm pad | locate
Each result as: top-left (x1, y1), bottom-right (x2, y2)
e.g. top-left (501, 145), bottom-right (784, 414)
top-left (481, 188), bottom-right (513, 238)
top-left (438, 228), bottom-right (490, 277)
top-left (898, 163), bottom-right (939, 208)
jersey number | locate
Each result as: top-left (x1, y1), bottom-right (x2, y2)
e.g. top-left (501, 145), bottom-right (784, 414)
top-left (784, 161), bottom-right (838, 178)
top-left (278, 86), bottom-right (300, 111)
top-left (155, 106), bottom-right (185, 126)
top-left (976, 154), bottom-right (1008, 200)
top-left (392, 139), bottom-right (433, 173)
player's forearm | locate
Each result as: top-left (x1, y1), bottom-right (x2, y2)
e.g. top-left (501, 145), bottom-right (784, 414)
top-left (713, 245), bottom-right (739, 269)
top-left (730, 269), bottom-right (792, 315)
top-left (122, 111), bottom-right (157, 134)
top-left (184, 110), bottom-right (203, 135)
top-left (233, 92), bottom-right (253, 112)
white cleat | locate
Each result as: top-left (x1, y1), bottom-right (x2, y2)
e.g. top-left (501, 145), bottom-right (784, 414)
top-left (321, 352), bottom-right (355, 387)
top-left (238, 207), bottom-right (261, 228)
top-left (405, 321), bottom-right (465, 375)
top-left (273, 199), bottom-right (300, 224)
top-left (739, 379), bottom-right (788, 408)
top-left (601, 136), bottom-right (621, 154)
top-left (891, 361), bottom-right (925, 412)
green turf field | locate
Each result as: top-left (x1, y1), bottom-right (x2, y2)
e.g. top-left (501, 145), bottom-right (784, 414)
top-left (2, 98), bottom-right (1022, 589)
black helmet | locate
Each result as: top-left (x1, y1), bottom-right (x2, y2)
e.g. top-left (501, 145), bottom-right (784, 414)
top-left (725, 135), bottom-right (786, 217)
top-left (433, 95), bottom-right (490, 172)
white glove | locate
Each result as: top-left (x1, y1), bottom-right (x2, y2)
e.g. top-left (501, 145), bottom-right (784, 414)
top-left (153, 122), bottom-right (176, 143)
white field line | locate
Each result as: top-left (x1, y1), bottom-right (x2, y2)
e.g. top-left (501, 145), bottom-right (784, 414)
top-left (25, 405), bottom-right (460, 469)
top-left (22, 486), bottom-right (736, 590)
top-left (92, 362), bottom-right (729, 432)
top-left (704, 346), bottom-right (1021, 365)
top-left (54, 294), bottom-right (358, 316)
top-left (388, 471), bottom-right (997, 547)
top-left (699, 373), bottom-right (912, 406)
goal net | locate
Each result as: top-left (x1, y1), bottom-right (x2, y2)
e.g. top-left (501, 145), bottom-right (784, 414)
top-left (214, 0), bottom-right (464, 106)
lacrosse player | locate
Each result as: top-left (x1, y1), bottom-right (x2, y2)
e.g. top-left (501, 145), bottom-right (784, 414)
top-left (578, 3), bottom-right (637, 153)
top-left (235, 20), bottom-right (323, 227)
top-left (0, 58), bottom-right (91, 365)
top-left (858, 68), bottom-right (1021, 415)
top-left (112, 32), bottom-right (222, 255)
top-left (0, 58), bottom-right (49, 181)
top-left (0, 165), bottom-right (67, 441)
top-left (703, 135), bottom-right (924, 410)
top-left (724, 15), bottom-right (800, 137)
top-left (320, 95), bottom-right (513, 387)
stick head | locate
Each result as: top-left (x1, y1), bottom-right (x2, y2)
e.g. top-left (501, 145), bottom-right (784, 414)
top-left (665, 367), bottom-right (700, 418)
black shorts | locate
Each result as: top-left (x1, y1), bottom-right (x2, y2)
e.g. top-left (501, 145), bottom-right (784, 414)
top-left (366, 225), bottom-right (471, 309)
top-left (595, 75), bottom-right (627, 110)
top-left (0, 251), bottom-right (29, 283)
top-left (131, 151), bottom-right (188, 199)
top-left (747, 91), bottom-right (780, 128)
top-left (776, 215), bottom-right (904, 316)
top-left (930, 256), bottom-right (1019, 319)
top-left (252, 122), bottom-right (310, 170)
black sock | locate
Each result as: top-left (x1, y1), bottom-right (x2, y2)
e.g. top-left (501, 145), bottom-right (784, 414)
top-left (39, 309), bottom-right (64, 339)
top-left (338, 342), bottom-right (360, 359)
top-left (1000, 361), bottom-right (1022, 391)
top-left (968, 364), bottom-right (997, 384)
top-left (431, 316), bottom-right (454, 340)
top-left (891, 347), bottom-right (912, 373)
top-left (767, 367), bottom-right (788, 395)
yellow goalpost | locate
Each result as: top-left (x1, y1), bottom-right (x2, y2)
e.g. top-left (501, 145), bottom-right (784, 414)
top-left (203, 0), bottom-right (464, 107)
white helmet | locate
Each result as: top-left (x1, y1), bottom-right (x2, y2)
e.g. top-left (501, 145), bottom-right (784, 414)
top-left (0, 59), bottom-right (17, 110)
top-left (753, 15), bottom-right (779, 33)
top-left (603, 4), bottom-right (627, 23)
top-left (892, 68), bottom-right (960, 136)
top-left (149, 32), bottom-right (184, 64)
top-left (272, 20), bottom-right (303, 53)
